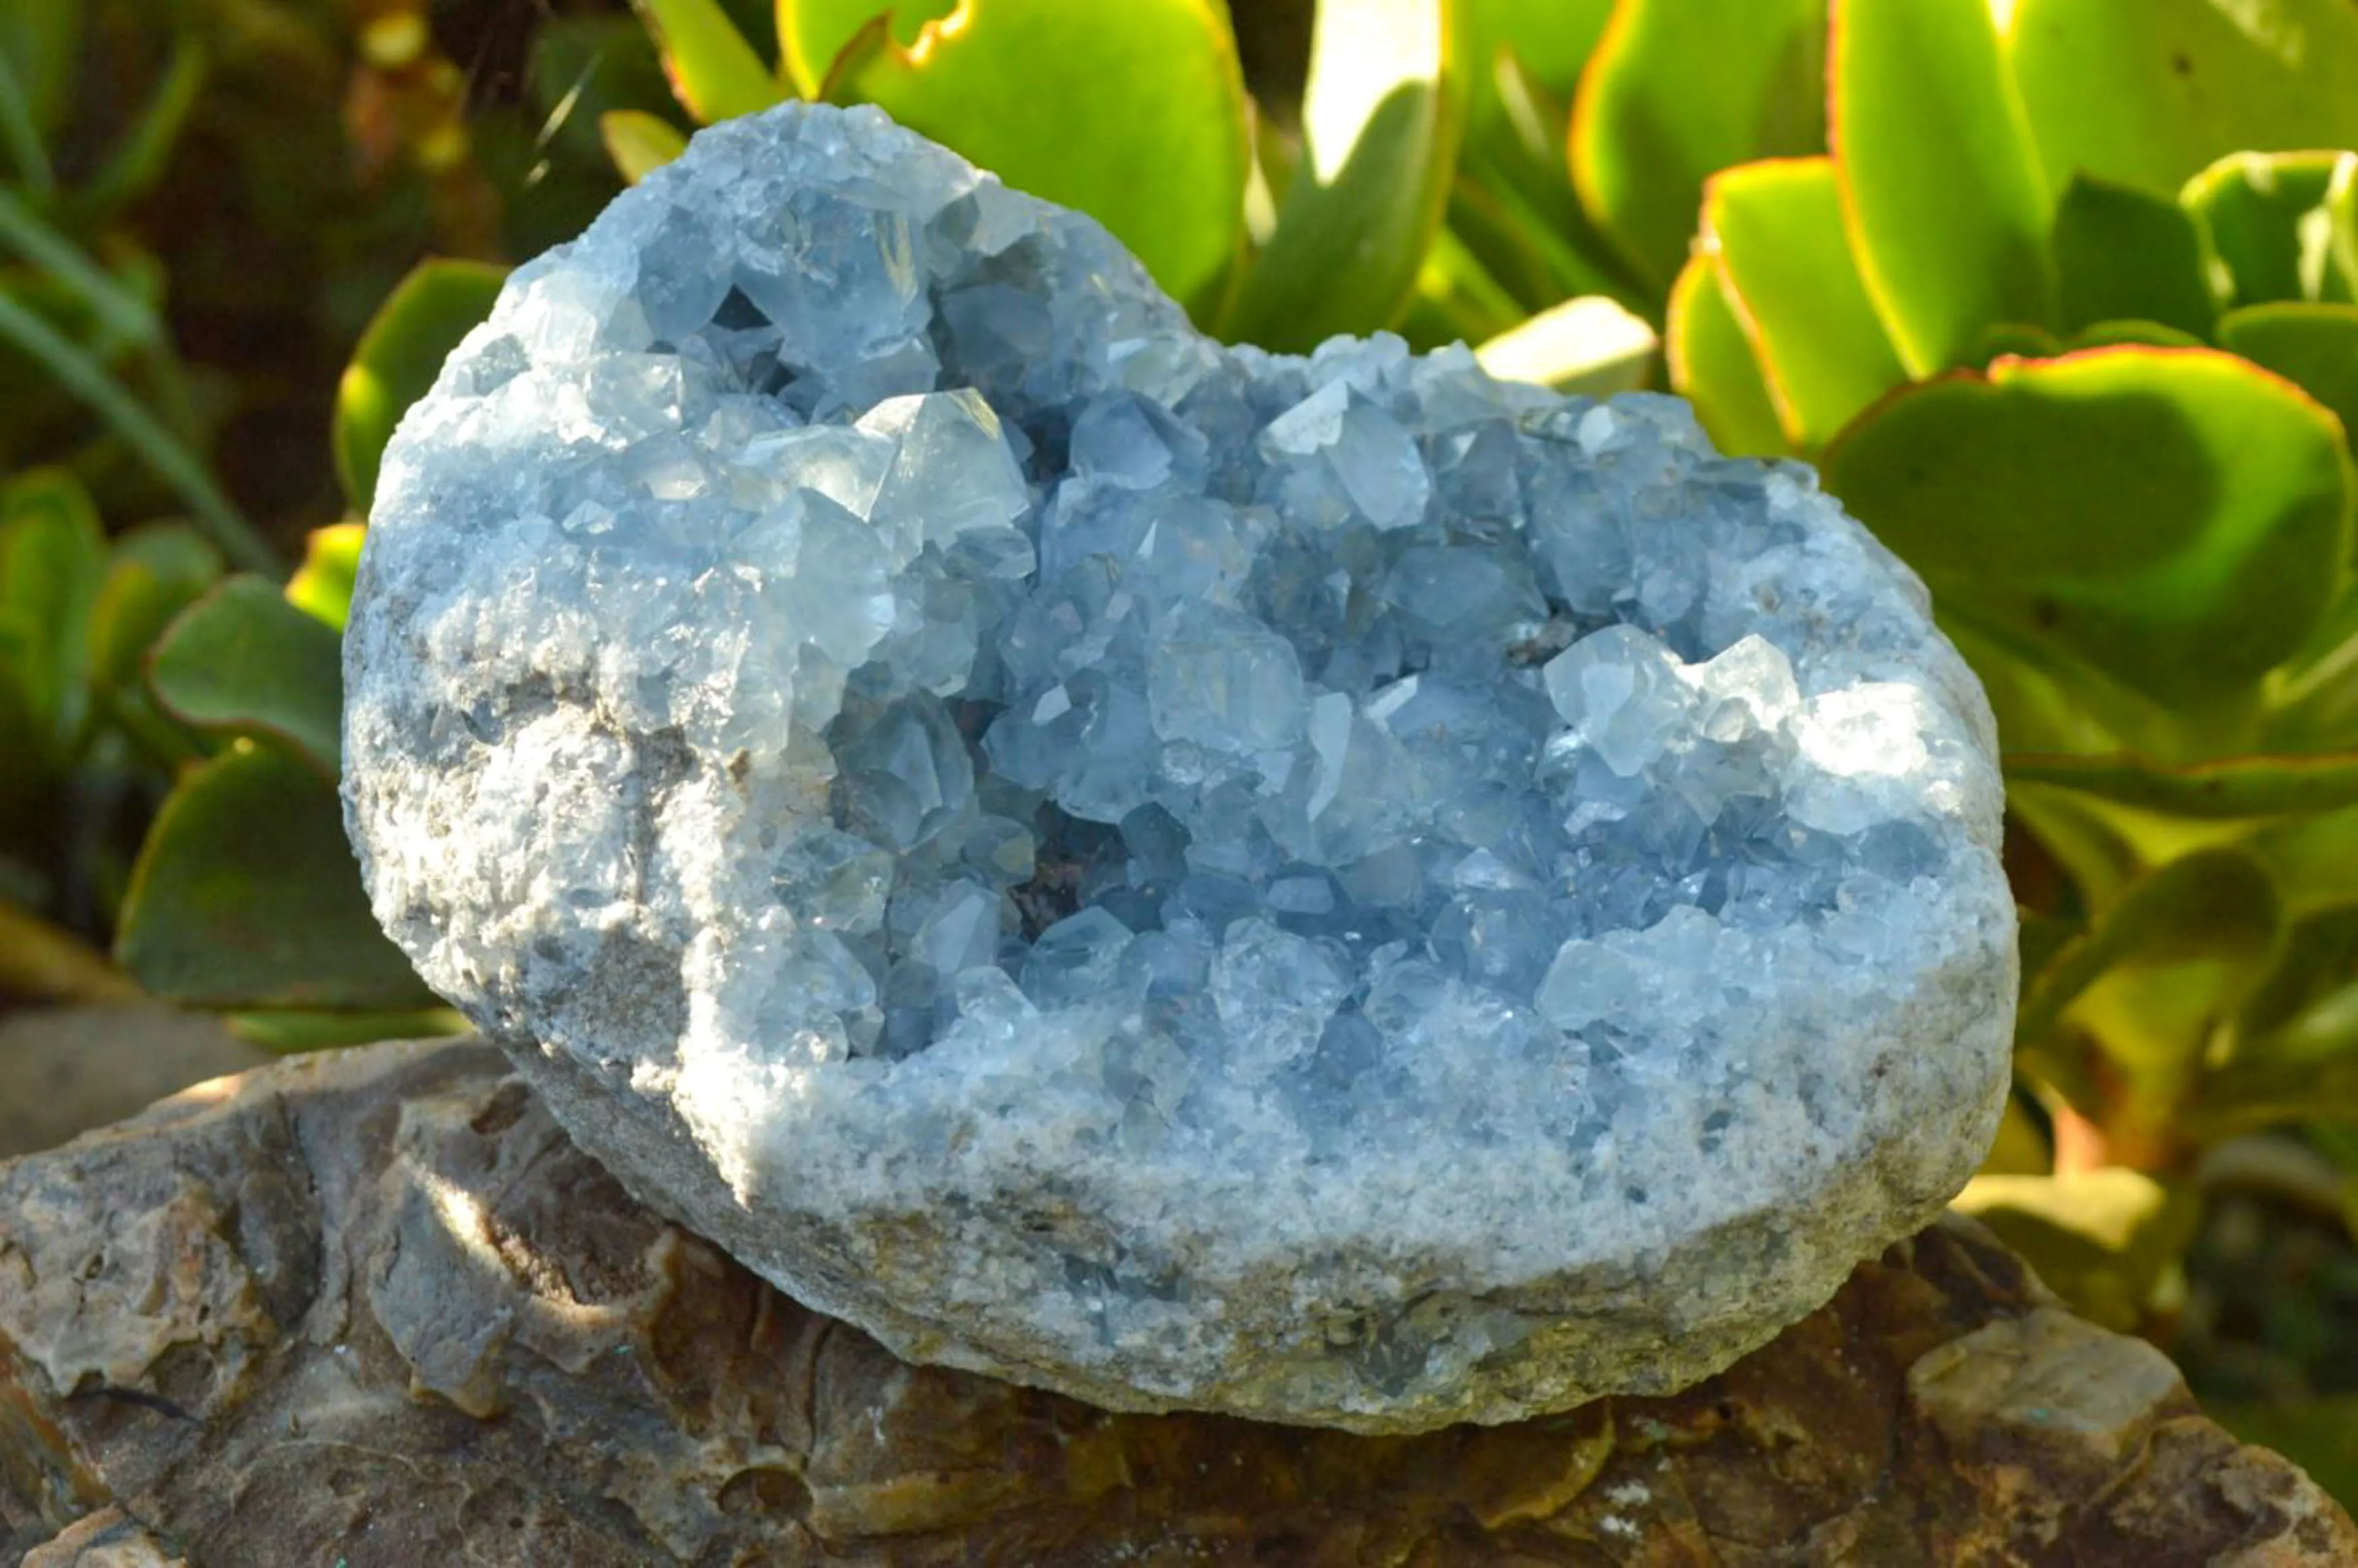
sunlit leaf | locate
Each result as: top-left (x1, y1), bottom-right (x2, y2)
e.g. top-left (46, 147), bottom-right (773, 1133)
top-left (2183, 150), bottom-right (2358, 309)
top-left (1228, 0), bottom-right (1458, 346)
top-left (2009, 748), bottom-right (2358, 820)
top-left (146, 577), bottom-right (344, 775)
top-left (827, 0), bottom-right (1250, 311)
top-left (334, 259), bottom-right (508, 513)
top-left (1824, 348), bottom-right (2354, 704)
top-left (631, 0), bottom-right (785, 123)
top-left (1473, 294), bottom-right (1656, 395)
top-left (1570, 0), bottom-right (1826, 297)
top-left (1703, 156), bottom-right (1906, 450)
top-left (1833, 0), bottom-right (2054, 374)
top-left (1664, 253), bottom-right (1785, 457)
top-left (2017, 845), bottom-right (2283, 1092)
top-left (2051, 173), bottom-right (2217, 338)
top-left (600, 108), bottom-right (691, 185)
top-left (1953, 1168), bottom-right (2196, 1332)
top-left (2220, 303), bottom-right (2358, 459)
top-left (2007, 0), bottom-right (2358, 199)
top-left (285, 523), bottom-right (368, 632)
top-left (115, 744), bottom-right (436, 1011)
top-left (777, 0), bottom-right (956, 96)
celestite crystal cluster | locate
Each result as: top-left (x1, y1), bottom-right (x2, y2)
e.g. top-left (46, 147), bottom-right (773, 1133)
top-left (342, 103), bottom-right (2017, 1431)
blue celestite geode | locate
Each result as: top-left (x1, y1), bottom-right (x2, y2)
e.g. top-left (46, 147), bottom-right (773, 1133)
top-left (342, 103), bottom-right (2017, 1431)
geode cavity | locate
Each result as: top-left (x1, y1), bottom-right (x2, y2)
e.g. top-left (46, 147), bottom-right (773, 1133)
top-left (342, 103), bottom-right (2016, 1431)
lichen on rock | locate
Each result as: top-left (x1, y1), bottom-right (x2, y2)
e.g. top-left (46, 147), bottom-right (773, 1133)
top-left (341, 102), bottom-right (2018, 1430)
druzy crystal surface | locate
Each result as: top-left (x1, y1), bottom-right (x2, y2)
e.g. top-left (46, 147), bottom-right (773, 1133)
top-left (343, 103), bottom-right (2017, 1431)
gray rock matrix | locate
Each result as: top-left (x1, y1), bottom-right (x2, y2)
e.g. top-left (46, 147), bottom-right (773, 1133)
top-left (343, 102), bottom-right (2016, 1431)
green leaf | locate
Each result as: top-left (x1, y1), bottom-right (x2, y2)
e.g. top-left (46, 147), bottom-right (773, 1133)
top-left (227, 1006), bottom-right (470, 1054)
top-left (0, 468), bottom-right (106, 754)
top-left (2065, 320), bottom-right (2208, 352)
top-left (1402, 224), bottom-right (1527, 349)
top-left (777, 0), bottom-right (956, 96)
top-left (2008, 749), bottom-right (2358, 820)
top-left (2220, 303), bottom-right (2358, 458)
top-left (86, 523), bottom-right (222, 698)
top-left (1473, 294), bottom-right (1656, 395)
top-left (1461, 0), bottom-right (1612, 102)
top-left (334, 259), bottom-right (509, 513)
top-left (1702, 156), bottom-right (1907, 451)
top-left (2051, 173), bottom-right (2217, 339)
top-left (115, 744), bottom-right (437, 1012)
top-left (825, 0), bottom-right (1249, 313)
top-left (285, 523), bottom-right (368, 632)
top-left (1569, 0), bottom-right (1826, 297)
top-left (631, 0), bottom-right (786, 123)
top-left (2183, 150), bottom-right (2358, 310)
top-left (1952, 1169), bottom-right (2196, 1332)
top-left (2006, 0), bottom-right (2358, 199)
top-left (1823, 347), bottom-right (2355, 705)
top-left (2017, 845), bottom-right (2283, 1065)
top-left (146, 577), bottom-right (345, 775)
top-left (1226, 0), bottom-right (1459, 346)
top-left (600, 108), bottom-right (691, 185)
top-left (1665, 253), bottom-right (1786, 457)
top-left (1832, 0), bottom-right (2054, 374)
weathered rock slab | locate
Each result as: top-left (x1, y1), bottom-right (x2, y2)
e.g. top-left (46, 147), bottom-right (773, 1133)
top-left (3, 1039), bottom-right (2349, 1565)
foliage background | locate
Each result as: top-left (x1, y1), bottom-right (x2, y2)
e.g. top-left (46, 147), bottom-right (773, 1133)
top-left (3, 0), bottom-right (2357, 1503)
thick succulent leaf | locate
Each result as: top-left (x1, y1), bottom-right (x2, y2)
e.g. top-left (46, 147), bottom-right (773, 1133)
top-left (2066, 321), bottom-right (2208, 352)
top-left (1569, 0), bottom-right (1826, 297)
top-left (631, 0), bottom-right (784, 123)
top-left (1832, 0), bottom-right (2054, 374)
top-left (146, 577), bottom-right (345, 775)
top-left (2220, 303), bottom-right (2358, 461)
top-left (1473, 295), bottom-right (1656, 395)
top-left (2051, 173), bottom-right (2217, 338)
top-left (777, 0), bottom-right (955, 96)
top-left (2006, 0), bottom-right (2358, 198)
top-left (2018, 845), bottom-right (2283, 1092)
top-left (2009, 748), bottom-right (2358, 820)
top-left (1952, 1169), bottom-right (2196, 1332)
top-left (227, 1006), bottom-right (470, 1054)
top-left (285, 523), bottom-right (368, 632)
top-left (1228, 0), bottom-right (1457, 347)
top-left (1461, 0), bottom-right (1611, 102)
top-left (1402, 224), bottom-right (1527, 348)
top-left (601, 108), bottom-right (691, 185)
top-left (1448, 157), bottom-right (1643, 312)
top-left (827, 0), bottom-right (1249, 313)
top-left (1703, 157), bottom-right (1906, 451)
top-left (335, 260), bottom-right (509, 513)
top-left (86, 523), bottom-right (221, 697)
top-left (1664, 254), bottom-right (1785, 457)
top-left (1823, 348), bottom-right (2355, 704)
top-left (115, 744), bottom-right (437, 1012)
top-left (2183, 150), bottom-right (2358, 309)
top-left (0, 468), bottom-right (106, 754)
